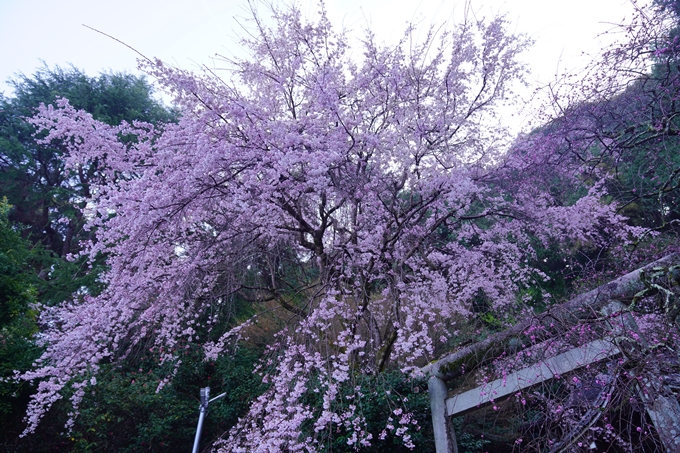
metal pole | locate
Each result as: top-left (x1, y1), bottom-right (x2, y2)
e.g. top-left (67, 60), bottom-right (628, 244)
top-left (191, 387), bottom-right (227, 453)
top-left (192, 387), bottom-right (210, 453)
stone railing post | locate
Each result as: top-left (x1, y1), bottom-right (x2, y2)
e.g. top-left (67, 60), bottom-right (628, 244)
top-left (428, 375), bottom-right (458, 453)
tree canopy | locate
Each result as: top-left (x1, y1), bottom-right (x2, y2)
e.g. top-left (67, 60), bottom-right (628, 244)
top-left (18, 4), bottom-right (647, 451)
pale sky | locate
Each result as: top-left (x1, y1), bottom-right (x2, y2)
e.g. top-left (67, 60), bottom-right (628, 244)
top-left (0, 0), bottom-right (638, 128)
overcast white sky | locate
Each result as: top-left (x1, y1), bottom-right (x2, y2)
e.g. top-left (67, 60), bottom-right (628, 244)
top-left (0, 0), bottom-right (639, 127)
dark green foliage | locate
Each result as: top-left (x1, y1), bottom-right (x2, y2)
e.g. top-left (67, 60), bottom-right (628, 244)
top-left (35, 254), bottom-right (106, 307)
top-left (349, 374), bottom-right (434, 453)
top-left (0, 199), bottom-right (36, 327)
top-left (451, 416), bottom-right (493, 453)
top-left (66, 346), bottom-right (263, 453)
top-left (0, 199), bottom-right (43, 449)
top-left (300, 372), bottom-right (434, 453)
top-left (601, 82), bottom-right (680, 231)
